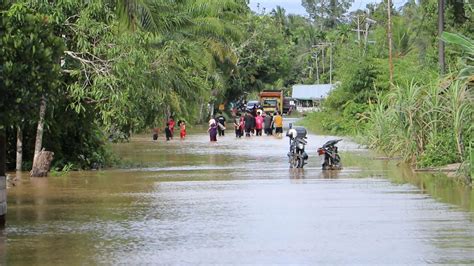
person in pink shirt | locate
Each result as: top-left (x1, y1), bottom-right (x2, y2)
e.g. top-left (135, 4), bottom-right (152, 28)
top-left (255, 111), bottom-right (264, 136)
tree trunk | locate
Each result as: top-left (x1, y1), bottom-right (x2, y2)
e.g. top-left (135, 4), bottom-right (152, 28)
top-left (0, 129), bottom-right (6, 228)
top-left (209, 103), bottom-right (215, 118)
top-left (387, 0), bottom-right (394, 86)
top-left (330, 0), bottom-right (337, 28)
top-left (16, 126), bottom-right (22, 171)
top-left (438, 0), bottom-right (445, 75)
top-left (30, 149), bottom-right (54, 177)
top-left (32, 95), bottom-right (47, 168)
top-left (199, 101), bottom-right (204, 123)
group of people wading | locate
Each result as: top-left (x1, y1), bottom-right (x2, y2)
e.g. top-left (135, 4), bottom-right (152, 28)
top-left (233, 110), bottom-right (283, 138)
top-left (153, 109), bottom-right (284, 142)
top-left (152, 116), bottom-right (187, 141)
top-left (208, 109), bottom-right (283, 142)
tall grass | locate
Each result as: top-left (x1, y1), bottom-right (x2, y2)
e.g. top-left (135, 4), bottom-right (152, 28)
top-left (365, 79), bottom-right (473, 174)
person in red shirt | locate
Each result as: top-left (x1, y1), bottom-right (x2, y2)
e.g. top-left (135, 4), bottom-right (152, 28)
top-left (179, 121), bottom-right (187, 139)
top-left (168, 116), bottom-right (175, 138)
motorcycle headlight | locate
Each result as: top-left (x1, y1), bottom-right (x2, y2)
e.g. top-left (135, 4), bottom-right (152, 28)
top-left (297, 143), bottom-right (304, 150)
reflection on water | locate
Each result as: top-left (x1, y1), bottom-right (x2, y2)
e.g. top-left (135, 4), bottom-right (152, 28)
top-left (3, 123), bottom-right (474, 264)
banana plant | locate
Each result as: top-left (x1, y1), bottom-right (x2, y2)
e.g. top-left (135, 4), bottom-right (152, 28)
top-left (441, 32), bottom-right (474, 83)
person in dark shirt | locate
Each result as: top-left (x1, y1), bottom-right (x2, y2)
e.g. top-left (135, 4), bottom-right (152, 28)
top-left (216, 112), bottom-right (226, 136)
top-left (244, 112), bottom-right (254, 137)
top-left (264, 112), bottom-right (273, 135)
top-left (168, 116), bottom-right (175, 138)
top-left (165, 123), bottom-right (172, 141)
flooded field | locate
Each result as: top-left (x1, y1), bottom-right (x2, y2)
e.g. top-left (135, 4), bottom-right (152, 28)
top-left (2, 118), bottom-right (473, 264)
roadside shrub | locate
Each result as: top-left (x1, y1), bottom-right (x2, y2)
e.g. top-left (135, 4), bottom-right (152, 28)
top-left (365, 80), bottom-right (472, 168)
top-left (418, 132), bottom-right (459, 168)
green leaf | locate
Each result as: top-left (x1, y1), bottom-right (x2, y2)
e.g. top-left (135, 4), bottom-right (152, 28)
top-left (441, 32), bottom-right (474, 55)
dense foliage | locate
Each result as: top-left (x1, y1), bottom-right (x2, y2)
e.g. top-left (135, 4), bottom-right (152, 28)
top-left (0, 0), bottom-right (472, 174)
top-left (299, 0), bottom-right (472, 177)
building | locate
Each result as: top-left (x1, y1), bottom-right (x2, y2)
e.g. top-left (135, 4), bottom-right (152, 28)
top-left (291, 84), bottom-right (335, 112)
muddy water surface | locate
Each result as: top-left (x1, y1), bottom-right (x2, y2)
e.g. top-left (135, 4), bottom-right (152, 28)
top-left (2, 118), bottom-right (474, 264)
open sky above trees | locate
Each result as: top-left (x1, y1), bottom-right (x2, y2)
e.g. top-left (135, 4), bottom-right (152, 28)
top-left (249, 0), bottom-right (408, 14)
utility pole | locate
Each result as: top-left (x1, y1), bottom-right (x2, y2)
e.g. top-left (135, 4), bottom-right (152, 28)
top-left (322, 47), bottom-right (325, 75)
top-left (357, 15), bottom-right (361, 43)
top-left (353, 14), bottom-right (375, 49)
top-left (315, 51), bottom-right (320, 84)
top-left (364, 18), bottom-right (376, 54)
top-left (438, 0), bottom-right (445, 74)
top-left (313, 43), bottom-right (334, 84)
top-left (387, 0), bottom-right (394, 86)
top-left (352, 15), bottom-right (364, 45)
top-left (329, 43), bottom-right (333, 84)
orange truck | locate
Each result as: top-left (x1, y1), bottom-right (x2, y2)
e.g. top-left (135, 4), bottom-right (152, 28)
top-left (259, 90), bottom-right (283, 114)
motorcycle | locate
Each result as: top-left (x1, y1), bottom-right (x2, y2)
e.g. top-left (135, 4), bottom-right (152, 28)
top-left (317, 139), bottom-right (342, 170)
top-left (286, 126), bottom-right (309, 168)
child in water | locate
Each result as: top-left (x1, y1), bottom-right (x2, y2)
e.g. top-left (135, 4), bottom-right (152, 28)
top-left (152, 127), bottom-right (159, 141)
top-left (179, 121), bottom-right (186, 140)
top-left (165, 123), bottom-right (172, 141)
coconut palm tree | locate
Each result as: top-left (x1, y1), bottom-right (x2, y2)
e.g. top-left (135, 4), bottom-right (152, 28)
top-left (115, 0), bottom-right (247, 119)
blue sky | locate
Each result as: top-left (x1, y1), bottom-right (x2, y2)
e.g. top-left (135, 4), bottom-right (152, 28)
top-left (248, 0), bottom-right (407, 15)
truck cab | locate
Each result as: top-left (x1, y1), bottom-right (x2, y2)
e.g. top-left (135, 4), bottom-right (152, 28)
top-left (259, 90), bottom-right (283, 114)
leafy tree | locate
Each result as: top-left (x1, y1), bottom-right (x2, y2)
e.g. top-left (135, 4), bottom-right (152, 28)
top-left (302, 0), bottom-right (354, 29)
top-left (0, 3), bottom-right (63, 127)
top-left (0, 3), bottom-right (64, 171)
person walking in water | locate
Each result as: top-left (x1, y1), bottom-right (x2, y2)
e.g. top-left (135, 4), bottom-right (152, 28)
top-left (209, 116), bottom-right (216, 126)
top-left (233, 113), bottom-right (242, 138)
top-left (216, 112), bottom-right (226, 136)
top-left (264, 112), bottom-right (273, 136)
top-left (244, 112), bottom-right (254, 137)
top-left (179, 121), bottom-right (187, 140)
top-left (152, 127), bottom-right (159, 141)
top-left (273, 111), bottom-right (283, 137)
top-left (239, 114), bottom-right (245, 137)
top-left (208, 122), bottom-right (218, 142)
top-left (165, 123), bottom-right (172, 141)
top-left (168, 116), bottom-right (175, 139)
top-left (255, 111), bottom-right (264, 136)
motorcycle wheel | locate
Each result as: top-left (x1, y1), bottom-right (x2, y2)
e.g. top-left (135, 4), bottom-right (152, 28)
top-left (290, 156), bottom-right (302, 168)
top-left (289, 156), bottom-right (295, 168)
top-left (334, 154), bottom-right (342, 169)
top-left (322, 158), bottom-right (329, 170)
top-left (296, 157), bottom-right (304, 168)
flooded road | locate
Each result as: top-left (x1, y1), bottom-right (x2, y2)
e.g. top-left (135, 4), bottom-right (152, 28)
top-left (3, 118), bottom-right (474, 264)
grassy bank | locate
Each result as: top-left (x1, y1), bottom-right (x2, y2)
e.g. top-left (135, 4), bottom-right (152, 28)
top-left (295, 112), bottom-right (331, 135)
top-left (299, 80), bottom-right (472, 184)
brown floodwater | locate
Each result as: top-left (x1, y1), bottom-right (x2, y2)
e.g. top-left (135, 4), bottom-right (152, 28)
top-left (2, 118), bottom-right (473, 264)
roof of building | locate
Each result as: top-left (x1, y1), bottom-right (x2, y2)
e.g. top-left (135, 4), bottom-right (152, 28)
top-left (291, 84), bottom-right (335, 100)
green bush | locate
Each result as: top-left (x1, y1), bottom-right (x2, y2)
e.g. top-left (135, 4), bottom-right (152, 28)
top-left (418, 132), bottom-right (459, 168)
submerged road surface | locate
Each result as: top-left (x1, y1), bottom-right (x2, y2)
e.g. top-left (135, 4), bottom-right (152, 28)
top-left (3, 118), bottom-right (474, 264)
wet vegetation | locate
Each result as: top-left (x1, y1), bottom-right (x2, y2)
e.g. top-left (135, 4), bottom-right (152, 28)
top-left (296, 1), bottom-right (473, 179)
top-left (0, 0), bottom-right (472, 177)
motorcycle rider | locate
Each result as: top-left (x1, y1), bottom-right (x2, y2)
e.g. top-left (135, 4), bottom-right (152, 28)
top-left (286, 124), bottom-right (308, 168)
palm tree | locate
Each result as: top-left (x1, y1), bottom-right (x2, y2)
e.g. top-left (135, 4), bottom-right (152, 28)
top-left (115, 0), bottom-right (247, 119)
top-left (271, 6), bottom-right (287, 32)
